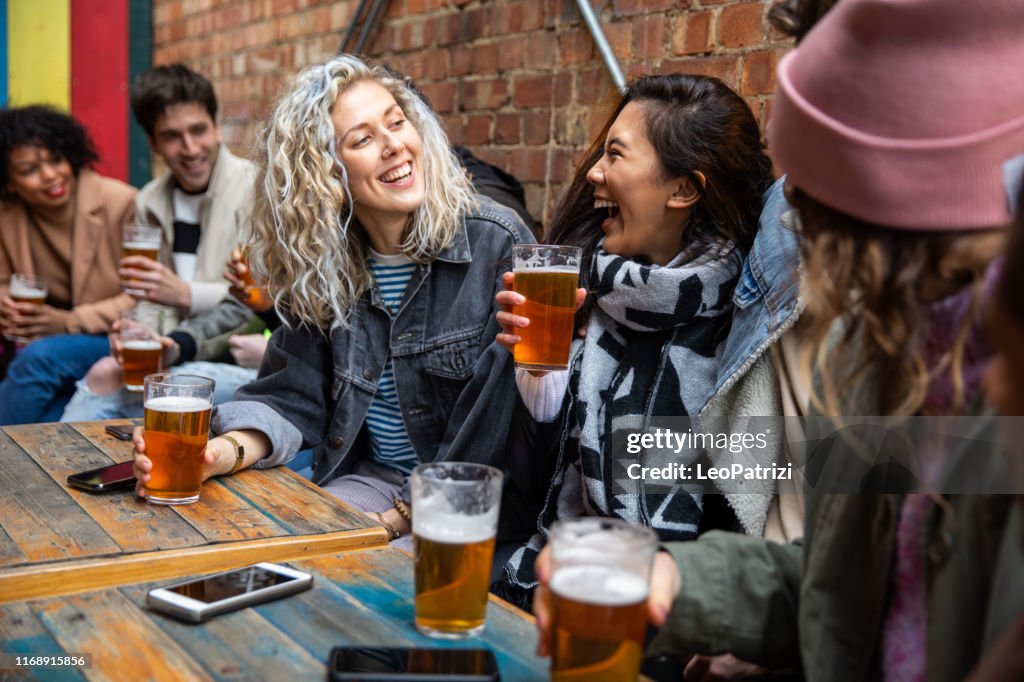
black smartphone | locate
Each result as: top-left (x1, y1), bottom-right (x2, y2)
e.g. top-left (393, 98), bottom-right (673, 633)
top-left (327, 647), bottom-right (500, 682)
top-left (147, 563), bottom-right (314, 623)
top-left (66, 460), bottom-right (136, 492)
top-left (104, 424), bottom-right (136, 441)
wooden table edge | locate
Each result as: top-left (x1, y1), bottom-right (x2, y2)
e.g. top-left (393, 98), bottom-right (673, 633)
top-left (0, 526), bottom-right (389, 604)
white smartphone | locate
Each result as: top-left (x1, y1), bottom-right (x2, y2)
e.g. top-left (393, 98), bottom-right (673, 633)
top-left (146, 562), bottom-right (313, 623)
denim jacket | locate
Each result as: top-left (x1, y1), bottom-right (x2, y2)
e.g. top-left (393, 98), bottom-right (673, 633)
top-left (696, 178), bottom-right (804, 535)
top-left (212, 196), bottom-right (534, 512)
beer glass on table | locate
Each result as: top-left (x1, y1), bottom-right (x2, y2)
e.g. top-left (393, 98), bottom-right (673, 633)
top-left (119, 308), bottom-right (163, 392)
top-left (143, 374), bottom-right (214, 505)
top-left (548, 518), bottom-right (658, 682)
top-left (5, 273), bottom-right (48, 343)
top-left (122, 223), bottom-right (162, 295)
top-left (511, 245), bottom-right (582, 371)
top-left (411, 462), bottom-right (503, 639)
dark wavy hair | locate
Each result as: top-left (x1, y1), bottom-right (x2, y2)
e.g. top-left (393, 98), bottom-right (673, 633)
top-left (548, 74), bottom-right (774, 328)
top-left (0, 105), bottom-right (99, 202)
top-left (767, 0), bottom-right (840, 43)
top-left (130, 63), bottom-right (218, 138)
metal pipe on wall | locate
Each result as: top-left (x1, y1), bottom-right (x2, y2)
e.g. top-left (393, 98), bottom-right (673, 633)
top-left (574, 0), bottom-right (627, 94)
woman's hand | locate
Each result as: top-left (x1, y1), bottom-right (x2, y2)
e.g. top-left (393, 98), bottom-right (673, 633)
top-left (228, 333), bottom-right (268, 369)
top-left (131, 427), bottom-right (229, 499)
top-left (531, 543), bottom-right (681, 657)
top-left (495, 272), bottom-right (587, 354)
top-left (495, 271), bottom-right (529, 352)
top-left (225, 247), bottom-right (272, 312)
top-left (119, 256), bottom-right (191, 310)
top-left (0, 299), bottom-right (70, 340)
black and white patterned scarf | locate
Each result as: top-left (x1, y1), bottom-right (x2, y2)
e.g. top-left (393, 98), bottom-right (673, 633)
top-left (497, 240), bottom-right (741, 599)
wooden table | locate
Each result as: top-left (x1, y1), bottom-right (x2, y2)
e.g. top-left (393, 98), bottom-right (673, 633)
top-left (0, 547), bottom-right (549, 681)
top-left (0, 421), bottom-right (388, 603)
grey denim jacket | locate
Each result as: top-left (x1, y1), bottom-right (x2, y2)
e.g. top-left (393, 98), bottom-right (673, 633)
top-left (212, 197), bottom-right (535, 512)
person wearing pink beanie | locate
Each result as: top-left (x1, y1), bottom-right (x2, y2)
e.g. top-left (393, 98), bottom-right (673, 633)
top-left (530, 1), bottom-right (1024, 680)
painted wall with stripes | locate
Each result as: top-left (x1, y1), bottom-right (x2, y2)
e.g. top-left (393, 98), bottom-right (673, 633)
top-left (1, 0), bottom-right (151, 187)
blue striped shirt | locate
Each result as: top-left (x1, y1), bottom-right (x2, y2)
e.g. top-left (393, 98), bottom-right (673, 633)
top-left (366, 251), bottom-right (418, 475)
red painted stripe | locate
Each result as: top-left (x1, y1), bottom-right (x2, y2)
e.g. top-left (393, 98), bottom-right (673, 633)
top-left (71, 0), bottom-right (130, 182)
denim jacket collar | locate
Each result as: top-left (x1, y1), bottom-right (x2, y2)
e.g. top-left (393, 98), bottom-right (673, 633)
top-left (704, 177), bottom-right (803, 407)
top-left (433, 217), bottom-right (473, 264)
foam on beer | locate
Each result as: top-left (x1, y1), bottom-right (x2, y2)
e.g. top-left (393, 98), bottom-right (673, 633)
top-left (123, 240), bottom-right (158, 250)
top-left (144, 395), bottom-right (210, 412)
top-left (414, 495), bottom-right (497, 544)
top-left (550, 565), bottom-right (648, 606)
top-left (514, 265), bottom-right (578, 274)
top-left (123, 339), bottom-right (162, 351)
top-left (8, 278), bottom-right (45, 299)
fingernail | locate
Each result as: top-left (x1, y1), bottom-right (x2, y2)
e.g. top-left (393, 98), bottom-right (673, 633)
top-left (513, 295), bottom-right (525, 305)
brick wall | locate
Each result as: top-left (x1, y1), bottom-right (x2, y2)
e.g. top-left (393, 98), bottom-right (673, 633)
top-left (153, 0), bottom-right (792, 228)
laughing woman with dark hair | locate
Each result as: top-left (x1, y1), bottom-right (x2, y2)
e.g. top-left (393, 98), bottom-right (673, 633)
top-left (493, 74), bottom-right (774, 602)
top-left (0, 105), bottom-right (136, 423)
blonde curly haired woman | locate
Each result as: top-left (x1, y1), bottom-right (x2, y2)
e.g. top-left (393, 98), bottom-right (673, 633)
top-left (131, 55), bottom-right (534, 548)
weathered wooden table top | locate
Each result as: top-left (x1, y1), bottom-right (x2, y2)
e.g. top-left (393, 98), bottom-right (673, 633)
top-left (0, 547), bottom-right (550, 681)
top-left (0, 421), bottom-right (388, 603)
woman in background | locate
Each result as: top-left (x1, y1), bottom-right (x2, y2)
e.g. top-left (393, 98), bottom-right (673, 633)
top-left (0, 105), bottom-right (135, 423)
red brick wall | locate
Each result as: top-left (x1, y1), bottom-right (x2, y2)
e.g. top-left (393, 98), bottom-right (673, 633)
top-left (153, 0), bottom-right (791, 228)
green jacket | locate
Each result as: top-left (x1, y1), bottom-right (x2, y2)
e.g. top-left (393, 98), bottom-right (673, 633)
top-left (648, 418), bottom-right (1023, 681)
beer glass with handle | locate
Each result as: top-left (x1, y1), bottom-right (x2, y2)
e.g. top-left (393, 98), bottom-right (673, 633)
top-left (549, 517), bottom-right (658, 682)
top-left (411, 462), bottom-right (503, 639)
top-left (4, 273), bottom-right (47, 343)
top-left (119, 308), bottom-right (163, 391)
top-left (511, 245), bottom-right (582, 371)
top-left (122, 223), bottom-right (162, 295)
top-left (143, 374), bottom-right (215, 505)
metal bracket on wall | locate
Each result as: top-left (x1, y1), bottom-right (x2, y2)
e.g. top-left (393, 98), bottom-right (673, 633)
top-left (575, 0), bottom-right (627, 94)
top-left (339, 0), bottom-right (391, 55)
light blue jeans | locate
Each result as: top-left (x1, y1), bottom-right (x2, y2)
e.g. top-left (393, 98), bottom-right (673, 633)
top-left (60, 361), bottom-right (257, 421)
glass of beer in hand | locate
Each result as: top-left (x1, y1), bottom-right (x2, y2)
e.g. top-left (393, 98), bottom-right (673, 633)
top-left (238, 245), bottom-right (268, 309)
top-left (119, 308), bottom-right (162, 391)
top-left (5, 273), bottom-right (47, 343)
top-left (549, 518), bottom-right (658, 682)
top-left (411, 462), bottom-right (503, 639)
top-left (512, 245), bottom-right (582, 371)
top-left (143, 373), bottom-right (215, 505)
top-left (122, 223), bottom-right (162, 295)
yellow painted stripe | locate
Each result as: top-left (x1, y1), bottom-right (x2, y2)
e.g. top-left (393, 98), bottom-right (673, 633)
top-left (8, 0), bottom-right (70, 108)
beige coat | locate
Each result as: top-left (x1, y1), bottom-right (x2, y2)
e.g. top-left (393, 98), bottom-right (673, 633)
top-left (0, 169), bottom-right (136, 334)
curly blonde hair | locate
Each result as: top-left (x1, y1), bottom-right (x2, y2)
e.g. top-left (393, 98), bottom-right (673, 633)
top-left (247, 55), bottom-right (475, 330)
top-left (794, 188), bottom-right (1000, 416)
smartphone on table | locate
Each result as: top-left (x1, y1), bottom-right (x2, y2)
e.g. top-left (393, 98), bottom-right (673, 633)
top-left (328, 647), bottom-right (500, 681)
top-left (67, 460), bottom-right (137, 492)
top-left (104, 424), bottom-right (136, 441)
top-left (146, 562), bottom-right (313, 623)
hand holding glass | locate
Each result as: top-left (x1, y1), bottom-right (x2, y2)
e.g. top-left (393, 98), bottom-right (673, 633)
top-left (4, 273), bottom-right (48, 343)
top-left (143, 374), bottom-right (215, 505)
top-left (119, 308), bottom-right (163, 391)
top-left (548, 518), bottom-right (658, 682)
top-left (511, 245), bottom-right (582, 371)
top-left (122, 223), bottom-right (162, 295)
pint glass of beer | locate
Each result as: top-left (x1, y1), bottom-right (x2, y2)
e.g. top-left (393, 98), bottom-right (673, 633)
top-left (548, 518), bottom-right (658, 682)
top-left (512, 245), bottom-right (582, 371)
top-left (122, 223), bottom-right (162, 295)
top-left (411, 462), bottom-right (503, 639)
top-left (143, 373), bottom-right (215, 505)
top-left (5, 274), bottom-right (48, 343)
top-left (120, 309), bottom-right (163, 391)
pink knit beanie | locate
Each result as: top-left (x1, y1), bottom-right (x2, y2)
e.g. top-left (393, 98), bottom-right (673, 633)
top-left (768, 0), bottom-right (1024, 231)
